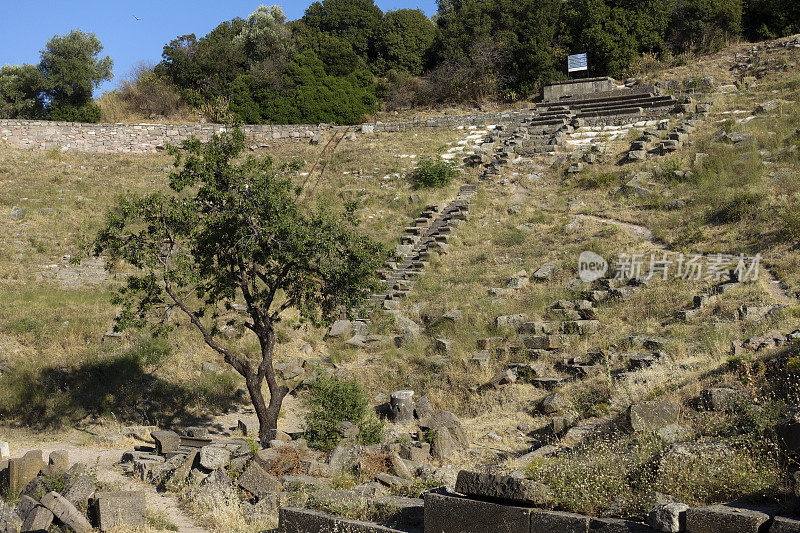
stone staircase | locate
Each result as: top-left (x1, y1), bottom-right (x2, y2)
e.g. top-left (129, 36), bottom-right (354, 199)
top-left (541, 85), bottom-right (679, 123)
top-left (370, 184), bottom-right (478, 308)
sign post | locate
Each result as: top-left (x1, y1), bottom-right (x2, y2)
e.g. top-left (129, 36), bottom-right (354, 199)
top-left (567, 53), bottom-right (588, 78)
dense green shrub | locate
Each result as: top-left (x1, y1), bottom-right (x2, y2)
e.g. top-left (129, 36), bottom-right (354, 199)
top-left (0, 65), bottom-right (45, 119)
top-left (303, 374), bottom-right (384, 452)
top-left (411, 158), bottom-right (459, 189)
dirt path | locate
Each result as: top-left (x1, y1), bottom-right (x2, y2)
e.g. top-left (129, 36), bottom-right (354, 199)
top-left (577, 213), bottom-right (796, 305)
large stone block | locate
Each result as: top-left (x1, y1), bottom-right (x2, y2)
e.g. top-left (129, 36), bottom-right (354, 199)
top-left (151, 430), bottom-right (180, 455)
top-left (424, 491), bottom-right (531, 533)
top-left (279, 506), bottom-right (405, 532)
top-left (628, 401), bottom-right (680, 432)
top-left (771, 516), bottom-right (800, 533)
top-left (237, 461), bottom-right (282, 498)
top-left (530, 508), bottom-right (590, 533)
top-left (685, 505), bottom-right (770, 533)
top-left (91, 491), bottom-right (146, 532)
top-left (455, 470), bottom-right (550, 506)
top-left (21, 502), bottom-right (53, 532)
top-left (7, 451), bottom-right (44, 497)
top-left (40, 491), bottom-right (92, 533)
top-left (589, 517), bottom-right (653, 532)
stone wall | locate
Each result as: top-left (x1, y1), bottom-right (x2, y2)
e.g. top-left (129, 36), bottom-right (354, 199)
top-left (542, 77), bottom-right (617, 102)
top-left (0, 110), bottom-right (532, 154)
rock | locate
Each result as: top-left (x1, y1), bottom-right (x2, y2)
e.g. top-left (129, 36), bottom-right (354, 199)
top-left (484, 370), bottom-right (516, 390)
top-left (442, 310), bottom-right (462, 322)
top-left (40, 491), bottom-right (92, 533)
top-left (375, 472), bottom-right (411, 488)
top-left (237, 461), bottom-right (282, 498)
top-left (533, 263), bottom-right (556, 281)
top-left (310, 133), bottom-right (323, 145)
top-left (7, 451), bottom-right (44, 497)
top-left (430, 428), bottom-right (457, 461)
top-left (455, 470), bottom-right (551, 506)
top-left (656, 424), bottom-right (692, 444)
top-left (435, 338), bottom-right (453, 354)
top-left (91, 491), bottom-right (146, 531)
top-left (325, 319), bottom-right (352, 339)
top-left (389, 453), bottom-right (412, 479)
top-left (0, 506), bottom-right (22, 533)
top-left (151, 430), bottom-right (180, 455)
top-left (540, 392), bottom-right (567, 415)
top-left (778, 406), bottom-right (800, 454)
top-left (424, 491), bottom-right (533, 533)
top-left (279, 475), bottom-right (331, 492)
top-left (0, 442), bottom-right (8, 460)
top-left (648, 502), bottom-right (688, 532)
top-left (738, 305), bottom-right (774, 323)
top-left (21, 501), bottom-right (54, 532)
top-left (327, 442), bottom-right (365, 472)
top-left (756, 100), bottom-right (782, 114)
top-left (495, 314), bottom-right (526, 329)
top-left (336, 421), bottom-right (360, 438)
top-left (470, 351), bottom-right (491, 370)
top-left (48, 450), bottom-right (69, 474)
top-left (419, 411), bottom-right (465, 444)
top-left (389, 390), bottom-right (415, 423)
top-left (700, 388), bottom-right (747, 412)
top-left (685, 505), bottom-right (769, 533)
top-left (9, 206), bottom-right (25, 221)
top-left (506, 276), bottom-right (529, 289)
top-left (62, 473), bottom-right (95, 510)
top-left (199, 446), bottom-right (231, 471)
top-left (628, 400), bottom-right (680, 432)
top-left (414, 395), bottom-right (434, 419)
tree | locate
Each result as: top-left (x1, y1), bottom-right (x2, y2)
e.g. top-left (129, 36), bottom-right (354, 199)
top-left (92, 130), bottom-right (388, 444)
top-left (302, 0), bottom-right (384, 59)
top-left (375, 9), bottom-right (436, 75)
top-left (668, 0), bottom-right (742, 52)
top-left (234, 5), bottom-right (295, 63)
top-left (743, 0), bottom-right (800, 40)
top-left (0, 64), bottom-right (45, 119)
top-left (38, 30), bottom-right (113, 119)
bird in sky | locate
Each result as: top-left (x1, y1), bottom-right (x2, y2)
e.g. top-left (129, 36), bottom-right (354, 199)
top-left (132, 15), bottom-right (142, 21)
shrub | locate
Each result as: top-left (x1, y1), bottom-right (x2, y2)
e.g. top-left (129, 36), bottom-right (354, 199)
top-left (708, 190), bottom-right (764, 224)
top-left (779, 201), bottom-right (800, 244)
top-left (410, 157), bottom-right (459, 189)
top-left (303, 374), bottom-right (384, 452)
top-left (47, 101), bottom-right (102, 123)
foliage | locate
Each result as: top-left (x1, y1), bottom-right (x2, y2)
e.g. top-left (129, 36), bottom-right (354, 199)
top-left (92, 129), bottom-right (388, 442)
top-left (304, 374), bottom-right (384, 452)
top-left (302, 0), bottom-right (384, 59)
top-left (411, 157), bottom-right (459, 189)
top-left (374, 9), bottom-right (436, 75)
top-left (39, 30), bottom-right (113, 119)
top-left (0, 65), bottom-right (45, 119)
top-left (743, 0), bottom-right (800, 40)
top-left (668, 0), bottom-right (743, 53)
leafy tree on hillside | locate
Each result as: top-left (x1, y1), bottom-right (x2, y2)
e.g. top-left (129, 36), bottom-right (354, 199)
top-left (743, 0), bottom-right (800, 40)
top-left (302, 0), bottom-right (384, 59)
top-left (375, 9), bottom-right (436, 75)
top-left (39, 30), bottom-right (113, 122)
top-left (93, 129), bottom-right (388, 444)
top-left (0, 65), bottom-right (45, 119)
top-left (233, 5), bottom-right (295, 63)
top-left (668, 0), bottom-right (742, 52)
top-left (291, 21), bottom-right (366, 76)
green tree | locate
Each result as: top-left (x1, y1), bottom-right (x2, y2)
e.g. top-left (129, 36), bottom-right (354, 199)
top-left (234, 5), bottom-right (295, 62)
top-left (376, 9), bottom-right (436, 75)
top-left (38, 30), bottom-right (113, 120)
top-left (743, 0), bottom-right (800, 40)
top-left (0, 64), bottom-right (45, 119)
top-left (302, 0), bottom-right (384, 58)
top-left (92, 130), bottom-right (388, 444)
top-left (668, 0), bottom-right (742, 52)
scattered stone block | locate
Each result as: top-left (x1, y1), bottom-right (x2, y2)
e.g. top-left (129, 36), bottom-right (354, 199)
top-left (648, 502), bottom-right (688, 532)
top-left (700, 388), bottom-right (747, 412)
top-left (685, 505), bottom-right (770, 533)
top-left (389, 390), bottom-right (415, 423)
top-left (7, 451), bottom-right (44, 497)
top-left (484, 370), bottom-right (516, 390)
top-left (325, 319), bottom-right (352, 339)
top-left (533, 263), bottom-right (556, 281)
top-left (495, 314), bottom-right (526, 329)
top-left (435, 338), bottom-right (454, 354)
top-left (237, 462), bottom-right (282, 498)
top-left (629, 400), bottom-right (680, 432)
top-left (48, 450), bottom-right (69, 474)
top-left (424, 491), bottom-right (532, 533)
top-left (91, 491), bottom-right (146, 532)
top-left (771, 516), bottom-right (800, 533)
top-left (21, 502), bottom-right (54, 532)
top-left (199, 446), bottom-right (231, 471)
top-left (455, 470), bottom-right (550, 506)
top-left (40, 491), bottom-right (92, 533)
top-left (529, 508), bottom-right (590, 533)
top-left (151, 430), bottom-right (180, 455)
top-left (540, 392), bottom-right (568, 414)
top-left (375, 472), bottom-right (411, 488)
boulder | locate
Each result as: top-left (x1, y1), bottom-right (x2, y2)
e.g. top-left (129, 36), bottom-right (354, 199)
top-left (533, 263), bottom-right (557, 281)
top-left (237, 462), bottom-right (282, 498)
top-left (62, 473), bottom-right (95, 510)
top-left (424, 491), bottom-right (533, 533)
top-left (91, 491), bottom-right (146, 532)
top-left (0, 505), bottom-right (21, 533)
top-left (540, 393), bottom-right (568, 415)
top-left (40, 491), bottom-right (92, 533)
top-left (21, 502), bottom-right (54, 532)
top-left (151, 430), bottom-right (180, 455)
top-left (325, 320), bottom-right (352, 339)
top-left (648, 502), bottom-right (688, 532)
top-left (48, 451), bottom-right (69, 474)
top-left (495, 314), bottom-right (526, 330)
top-left (199, 446), bottom-right (231, 471)
top-left (628, 400), bottom-right (680, 432)
top-left (700, 388), bottom-right (747, 412)
top-left (484, 370), bottom-right (516, 390)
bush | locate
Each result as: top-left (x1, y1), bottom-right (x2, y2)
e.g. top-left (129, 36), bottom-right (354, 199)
top-left (303, 374), bottom-right (384, 452)
top-left (410, 157), bottom-right (459, 189)
top-left (779, 200), bottom-right (800, 244)
top-left (47, 101), bottom-right (102, 123)
top-left (708, 190), bottom-right (764, 224)
top-left (101, 63), bottom-right (185, 121)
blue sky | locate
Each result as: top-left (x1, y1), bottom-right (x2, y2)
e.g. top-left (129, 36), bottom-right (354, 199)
top-left (0, 1), bottom-right (437, 95)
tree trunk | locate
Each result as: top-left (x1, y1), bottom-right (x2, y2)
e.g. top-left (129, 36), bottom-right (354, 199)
top-left (246, 369), bottom-right (289, 446)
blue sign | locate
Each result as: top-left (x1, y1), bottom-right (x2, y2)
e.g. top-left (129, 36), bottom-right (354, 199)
top-left (568, 53), bottom-right (588, 73)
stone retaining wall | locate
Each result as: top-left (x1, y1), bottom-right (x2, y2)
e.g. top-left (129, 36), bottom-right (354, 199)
top-left (0, 111), bottom-right (531, 154)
